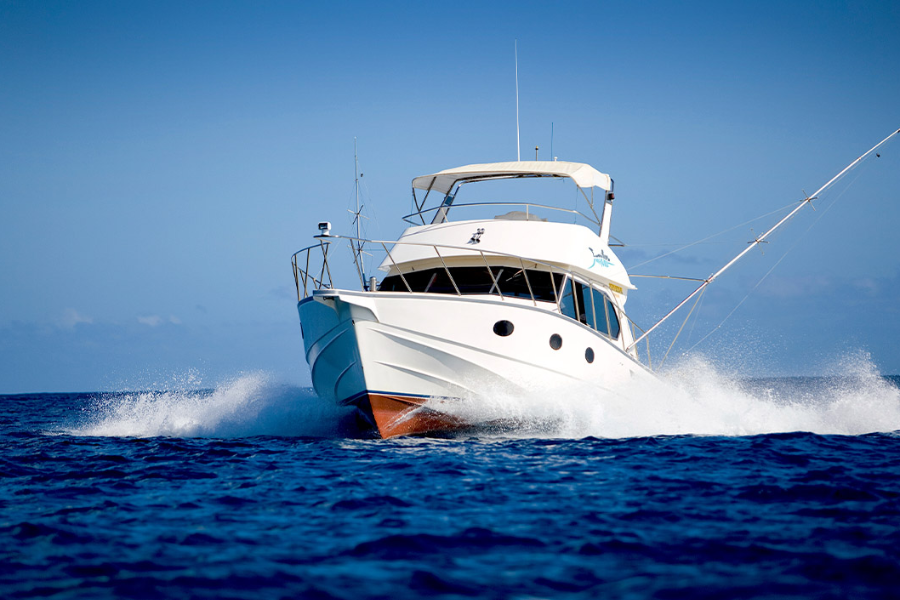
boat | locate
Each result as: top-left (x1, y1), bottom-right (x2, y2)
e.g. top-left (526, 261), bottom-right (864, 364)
top-left (291, 160), bottom-right (656, 438)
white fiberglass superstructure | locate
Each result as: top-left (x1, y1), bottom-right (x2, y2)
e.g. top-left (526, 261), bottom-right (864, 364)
top-left (292, 160), bottom-right (655, 438)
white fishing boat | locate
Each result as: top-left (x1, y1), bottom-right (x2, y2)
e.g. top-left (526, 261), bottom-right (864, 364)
top-left (292, 160), bottom-right (657, 437)
top-left (291, 131), bottom-right (898, 438)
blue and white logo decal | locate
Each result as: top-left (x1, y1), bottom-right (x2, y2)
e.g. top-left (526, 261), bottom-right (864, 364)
top-left (589, 247), bottom-right (613, 268)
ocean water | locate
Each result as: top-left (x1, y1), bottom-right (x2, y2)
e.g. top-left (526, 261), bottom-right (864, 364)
top-left (3, 357), bottom-right (900, 599)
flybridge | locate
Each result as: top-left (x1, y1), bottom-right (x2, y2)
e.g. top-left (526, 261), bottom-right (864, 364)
top-left (407, 160), bottom-right (618, 245)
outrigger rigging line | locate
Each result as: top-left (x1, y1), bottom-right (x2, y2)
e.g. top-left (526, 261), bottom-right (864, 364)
top-left (627, 127), bottom-right (900, 353)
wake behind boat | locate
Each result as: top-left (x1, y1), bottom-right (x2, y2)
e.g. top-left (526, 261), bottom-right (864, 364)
top-left (292, 161), bottom-right (655, 437)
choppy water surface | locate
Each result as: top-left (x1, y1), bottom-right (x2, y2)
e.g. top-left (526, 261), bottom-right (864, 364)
top-left (3, 358), bottom-right (900, 599)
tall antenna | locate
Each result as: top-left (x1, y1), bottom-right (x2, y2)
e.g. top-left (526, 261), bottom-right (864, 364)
top-left (350, 137), bottom-right (367, 288)
top-left (354, 138), bottom-right (361, 245)
top-left (515, 40), bottom-right (520, 161)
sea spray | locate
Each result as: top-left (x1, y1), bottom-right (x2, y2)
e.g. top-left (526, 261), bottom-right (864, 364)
top-left (428, 352), bottom-right (900, 439)
top-left (68, 372), bottom-right (351, 438)
top-left (64, 354), bottom-right (900, 440)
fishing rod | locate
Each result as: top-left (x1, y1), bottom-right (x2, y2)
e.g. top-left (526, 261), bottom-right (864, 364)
top-left (627, 127), bottom-right (900, 353)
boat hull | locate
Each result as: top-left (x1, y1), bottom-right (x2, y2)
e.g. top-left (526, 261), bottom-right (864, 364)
top-left (299, 290), bottom-right (647, 438)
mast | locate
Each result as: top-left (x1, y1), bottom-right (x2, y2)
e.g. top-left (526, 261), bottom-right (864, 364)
top-left (627, 127), bottom-right (900, 353)
top-left (350, 138), bottom-right (367, 289)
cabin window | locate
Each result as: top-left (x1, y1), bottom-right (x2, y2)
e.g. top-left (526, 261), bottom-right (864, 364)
top-left (497, 269), bottom-right (561, 301)
top-left (607, 297), bottom-right (621, 339)
top-left (579, 282), bottom-right (595, 329)
top-left (559, 276), bottom-right (621, 339)
top-left (590, 287), bottom-right (621, 339)
top-left (379, 266), bottom-right (562, 302)
top-left (558, 278), bottom-right (579, 322)
top-left (379, 267), bottom-right (622, 340)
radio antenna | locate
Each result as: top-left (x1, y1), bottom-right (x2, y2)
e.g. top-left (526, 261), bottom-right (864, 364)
top-left (349, 137), bottom-right (368, 289)
top-left (515, 40), bottom-right (520, 161)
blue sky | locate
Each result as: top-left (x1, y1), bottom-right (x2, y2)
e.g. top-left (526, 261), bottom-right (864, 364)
top-left (1, 0), bottom-right (899, 392)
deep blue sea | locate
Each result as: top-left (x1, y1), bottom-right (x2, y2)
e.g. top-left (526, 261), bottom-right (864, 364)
top-left (3, 359), bottom-right (900, 599)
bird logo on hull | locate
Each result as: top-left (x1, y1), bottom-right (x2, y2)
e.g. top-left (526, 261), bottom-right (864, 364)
top-left (589, 247), bottom-right (612, 268)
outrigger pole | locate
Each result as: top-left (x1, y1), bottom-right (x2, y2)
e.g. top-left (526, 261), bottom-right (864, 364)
top-left (627, 127), bottom-right (900, 353)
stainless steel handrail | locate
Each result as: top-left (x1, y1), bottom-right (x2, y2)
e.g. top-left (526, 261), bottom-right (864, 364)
top-left (290, 233), bottom-right (634, 352)
top-left (291, 240), bottom-right (335, 301)
top-left (292, 233), bottom-right (621, 316)
top-left (324, 234), bottom-right (570, 307)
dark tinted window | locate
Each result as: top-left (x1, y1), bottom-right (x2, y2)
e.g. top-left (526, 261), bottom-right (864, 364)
top-left (590, 287), bottom-right (620, 339)
top-left (380, 267), bottom-right (562, 302)
top-left (560, 278), bottom-right (591, 326)
top-left (591, 287), bottom-right (609, 336)
top-left (558, 279), bottom-right (622, 340)
top-left (497, 269), bottom-right (561, 302)
top-left (606, 296), bottom-right (621, 339)
top-left (580, 282), bottom-right (595, 329)
top-left (558, 278), bottom-right (577, 320)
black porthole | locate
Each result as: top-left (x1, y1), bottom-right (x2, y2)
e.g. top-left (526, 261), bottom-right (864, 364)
top-left (585, 347), bottom-right (595, 363)
top-left (549, 334), bottom-right (563, 350)
top-left (493, 320), bottom-right (515, 337)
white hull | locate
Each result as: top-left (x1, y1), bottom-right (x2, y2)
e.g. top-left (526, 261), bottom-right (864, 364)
top-left (299, 289), bottom-right (650, 437)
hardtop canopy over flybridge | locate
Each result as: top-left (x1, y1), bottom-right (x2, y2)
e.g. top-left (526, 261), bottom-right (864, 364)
top-left (411, 161), bottom-right (613, 194)
top-left (408, 161), bottom-right (615, 228)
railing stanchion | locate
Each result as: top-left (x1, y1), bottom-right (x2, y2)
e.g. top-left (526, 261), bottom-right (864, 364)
top-left (549, 267), bottom-right (561, 313)
top-left (519, 258), bottom-right (536, 306)
top-left (434, 246), bottom-right (460, 295)
top-left (481, 252), bottom-right (504, 301)
top-left (291, 254), bottom-right (303, 302)
top-left (304, 250), bottom-right (311, 297)
top-left (382, 242), bottom-right (413, 293)
top-left (318, 241), bottom-right (334, 290)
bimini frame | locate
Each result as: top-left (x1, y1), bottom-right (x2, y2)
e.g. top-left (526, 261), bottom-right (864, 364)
top-left (407, 161), bottom-right (615, 237)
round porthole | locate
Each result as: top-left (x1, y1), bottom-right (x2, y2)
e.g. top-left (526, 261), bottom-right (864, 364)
top-left (549, 334), bottom-right (562, 350)
top-left (493, 320), bottom-right (514, 337)
top-left (585, 347), bottom-right (595, 363)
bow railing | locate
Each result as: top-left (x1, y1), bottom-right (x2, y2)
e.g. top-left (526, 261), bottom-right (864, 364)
top-left (290, 234), bottom-right (637, 356)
